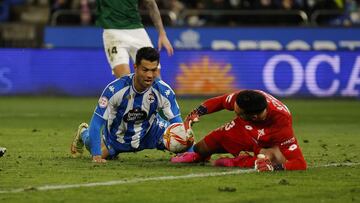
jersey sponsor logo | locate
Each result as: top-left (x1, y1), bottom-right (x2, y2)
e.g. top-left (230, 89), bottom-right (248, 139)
top-left (123, 108), bottom-right (148, 123)
top-left (257, 129), bottom-right (265, 140)
top-left (98, 96), bottom-right (108, 108)
top-left (280, 137), bottom-right (296, 146)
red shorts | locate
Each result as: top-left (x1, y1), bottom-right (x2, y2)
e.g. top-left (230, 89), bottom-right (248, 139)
top-left (203, 120), bottom-right (260, 156)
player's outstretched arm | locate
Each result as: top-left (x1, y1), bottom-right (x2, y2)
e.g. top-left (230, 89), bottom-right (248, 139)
top-left (143, 0), bottom-right (174, 56)
top-left (89, 114), bottom-right (107, 163)
top-left (184, 105), bottom-right (207, 130)
top-left (257, 145), bottom-right (307, 171)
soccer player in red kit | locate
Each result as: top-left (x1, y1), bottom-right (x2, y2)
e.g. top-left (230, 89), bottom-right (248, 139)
top-left (171, 90), bottom-right (307, 172)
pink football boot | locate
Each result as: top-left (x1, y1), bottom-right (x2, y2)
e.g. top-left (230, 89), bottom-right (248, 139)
top-left (171, 152), bottom-right (201, 163)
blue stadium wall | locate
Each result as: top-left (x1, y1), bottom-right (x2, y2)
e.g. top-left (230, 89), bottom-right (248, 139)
top-left (0, 27), bottom-right (359, 98)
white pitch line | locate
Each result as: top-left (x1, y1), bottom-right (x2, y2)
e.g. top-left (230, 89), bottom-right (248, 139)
top-left (0, 162), bottom-right (358, 194)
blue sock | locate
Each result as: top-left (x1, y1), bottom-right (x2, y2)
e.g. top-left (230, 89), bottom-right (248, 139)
top-left (187, 145), bottom-right (194, 152)
top-left (81, 129), bottom-right (90, 151)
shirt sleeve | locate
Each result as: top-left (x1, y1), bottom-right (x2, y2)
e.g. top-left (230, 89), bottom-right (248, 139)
top-left (202, 92), bottom-right (238, 114)
top-left (89, 113), bottom-right (106, 156)
top-left (158, 86), bottom-right (182, 121)
top-left (169, 115), bottom-right (182, 124)
top-left (278, 138), bottom-right (307, 170)
top-left (270, 116), bottom-right (307, 170)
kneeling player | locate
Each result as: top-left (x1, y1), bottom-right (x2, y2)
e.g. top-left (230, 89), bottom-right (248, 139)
top-left (171, 90), bottom-right (307, 172)
top-left (70, 47), bottom-right (182, 163)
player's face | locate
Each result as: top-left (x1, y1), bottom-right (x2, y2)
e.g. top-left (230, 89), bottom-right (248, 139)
top-left (234, 103), bottom-right (267, 122)
top-left (134, 59), bottom-right (159, 92)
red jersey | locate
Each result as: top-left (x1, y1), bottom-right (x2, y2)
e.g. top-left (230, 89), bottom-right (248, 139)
top-left (202, 90), bottom-right (306, 170)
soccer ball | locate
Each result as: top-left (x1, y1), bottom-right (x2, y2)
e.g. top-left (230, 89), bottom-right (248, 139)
top-left (163, 123), bottom-right (194, 153)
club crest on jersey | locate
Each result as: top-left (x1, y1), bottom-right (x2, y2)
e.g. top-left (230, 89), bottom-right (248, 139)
top-left (147, 93), bottom-right (155, 103)
top-left (123, 108), bottom-right (147, 123)
top-left (98, 96), bottom-right (108, 108)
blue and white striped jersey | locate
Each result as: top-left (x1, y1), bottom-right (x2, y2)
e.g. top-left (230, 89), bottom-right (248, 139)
top-left (92, 74), bottom-right (181, 153)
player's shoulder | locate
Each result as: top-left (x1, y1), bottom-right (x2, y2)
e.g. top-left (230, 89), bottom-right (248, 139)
top-left (152, 78), bottom-right (176, 97)
top-left (101, 75), bottom-right (132, 98)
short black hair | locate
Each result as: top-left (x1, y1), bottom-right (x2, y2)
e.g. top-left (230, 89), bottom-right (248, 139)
top-left (236, 90), bottom-right (267, 114)
top-left (135, 47), bottom-right (160, 66)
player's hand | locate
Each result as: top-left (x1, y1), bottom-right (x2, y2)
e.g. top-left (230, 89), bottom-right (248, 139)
top-left (254, 154), bottom-right (274, 172)
top-left (184, 110), bottom-right (200, 131)
top-left (92, 155), bottom-right (107, 163)
top-left (158, 33), bottom-right (174, 56)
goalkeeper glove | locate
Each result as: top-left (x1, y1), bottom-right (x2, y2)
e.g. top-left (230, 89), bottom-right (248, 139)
top-left (254, 154), bottom-right (274, 172)
top-left (184, 105), bottom-right (207, 131)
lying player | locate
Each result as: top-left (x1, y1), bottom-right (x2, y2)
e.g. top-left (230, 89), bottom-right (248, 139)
top-left (171, 90), bottom-right (307, 172)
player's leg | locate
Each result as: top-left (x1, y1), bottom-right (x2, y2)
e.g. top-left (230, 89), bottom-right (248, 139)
top-left (206, 121), bottom-right (258, 167)
top-left (103, 29), bottom-right (132, 78)
top-left (139, 114), bottom-right (169, 151)
top-left (70, 122), bottom-right (110, 159)
top-left (171, 127), bottom-right (228, 163)
top-left (128, 28), bottom-right (161, 77)
top-left (70, 123), bottom-right (88, 157)
top-left (113, 64), bottom-right (131, 78)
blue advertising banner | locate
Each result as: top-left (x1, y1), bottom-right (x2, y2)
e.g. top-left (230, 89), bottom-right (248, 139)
top-left (44, 27), bottom-right (360, 51)
top-left (0, 49), bottom-right (359, 98)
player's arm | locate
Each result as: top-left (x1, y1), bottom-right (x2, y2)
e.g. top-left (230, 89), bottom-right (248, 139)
top-left (256, 118), bottom-right (307, 171)
top-left (88, 113), bottom-right (107, 163)
top-left (169, 116), bottom-right (182, 124)
top-left (277, 141), bottom-right (307, 170)
top-left (255, 139), bottom-right (307, 172)
top-left (184, 92), bottom-right (237, 130)
top-left (273, 123), bottom-right (307, 171)
top-left (159, 85), bottom-right (183, 124)
top-left (143, 0), bottom-right (174, 55)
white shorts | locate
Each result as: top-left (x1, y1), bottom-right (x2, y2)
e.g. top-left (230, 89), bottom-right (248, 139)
top-left (102, 28), bottom-right (155, 69)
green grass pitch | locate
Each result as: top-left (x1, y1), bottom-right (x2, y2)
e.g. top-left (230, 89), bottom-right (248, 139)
top-left (0, 97), bottom-right (359, 202)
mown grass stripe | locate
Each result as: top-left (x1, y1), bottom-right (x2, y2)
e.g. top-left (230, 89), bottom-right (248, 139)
top-left (0, 162), bottom-right (358, 194)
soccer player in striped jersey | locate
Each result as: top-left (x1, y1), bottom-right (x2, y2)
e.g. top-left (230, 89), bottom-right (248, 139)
top-left (71, 47), bottom-right (181, 163)
top-left (171, 90), bottom-right (307, 172)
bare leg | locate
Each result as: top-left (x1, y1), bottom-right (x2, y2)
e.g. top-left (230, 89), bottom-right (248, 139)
top-left (101, 141), bottom-right (109, 159)
top-left (113, 64), bottom-right (131, 78)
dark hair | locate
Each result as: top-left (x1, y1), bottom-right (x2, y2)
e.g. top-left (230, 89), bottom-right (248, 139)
top-left (236, 90), bottom-right (267, 114)
top-left (135, 47), bottom-right (160, 66)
